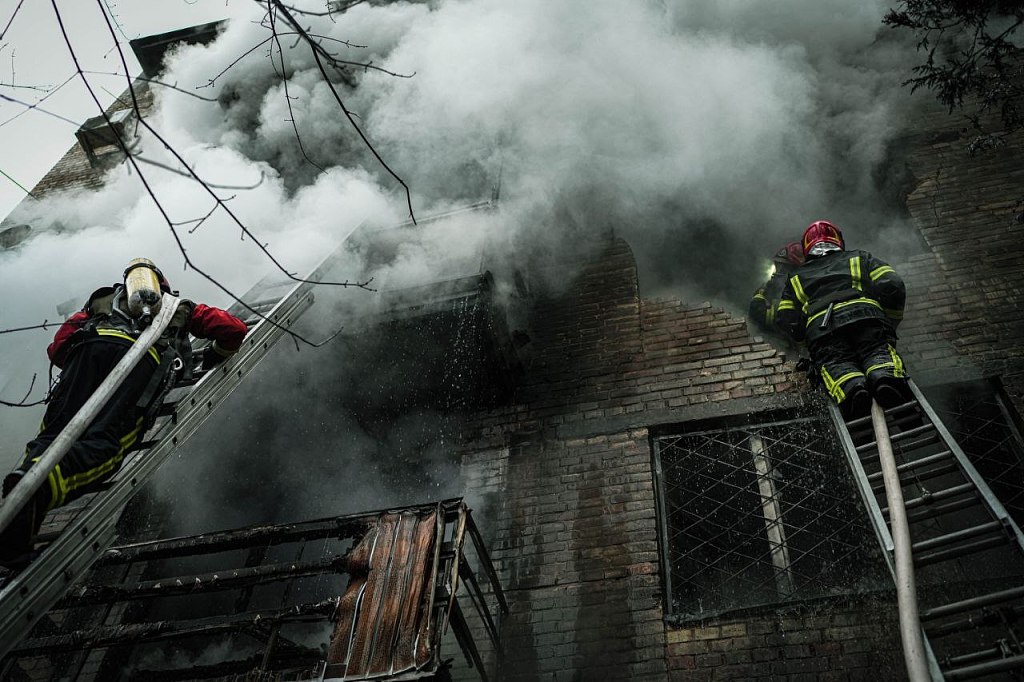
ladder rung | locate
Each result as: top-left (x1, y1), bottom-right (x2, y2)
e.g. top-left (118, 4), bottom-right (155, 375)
top-left (867, 450), bottom-right (953, 484)
top-left (871, 462), bottom-right (959, 494)
top-left (855, 423), bottom-right (935, 454)
top-left (928, 605), bottom-right (1024, 639)
top-left (906, 496), bottom-right (983, 525)
top-left (944, 653), bottom-right (1024, 681)
top-left (845, 399), bottom-right (919, 428)
top-left (885, 483), bottom-right (977, 515)
top-left (915, 535), bottom-right (1008, 568)
top-left (922, 585), bottom-right (1024, 621)
top-left (911, 521), bottom-right (1003, 554)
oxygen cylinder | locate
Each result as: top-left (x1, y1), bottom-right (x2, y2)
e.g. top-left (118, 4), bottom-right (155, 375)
top-left (124, 258), bottom-right (163, 321)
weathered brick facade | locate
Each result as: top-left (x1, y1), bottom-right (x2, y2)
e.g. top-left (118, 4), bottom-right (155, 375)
top-left (447, 104), bottom-right (1024, 680)
top-left (5, 63), bottom-right (1023, 679)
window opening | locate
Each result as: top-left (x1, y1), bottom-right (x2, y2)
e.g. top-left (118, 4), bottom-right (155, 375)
top-left (654, 416), bottom-right (887, 622)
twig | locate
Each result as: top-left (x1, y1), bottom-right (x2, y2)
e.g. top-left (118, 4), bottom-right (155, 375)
top-left (0, 373), bottom-right (46, 408)
top-left (130, 153), bottom-right (266, 190)
top-left (268, 0), bottom-right (416, 223)
top-left (197, 36), bottom-right (273, 89)
top-left (267, 4), bottom-right (326, 174)
top-left (0, 0), bottom-right (27, 42)
top-left (45, 0), bottom-right (374, 351)
top-left (82, 71), bottom-right (219, 102)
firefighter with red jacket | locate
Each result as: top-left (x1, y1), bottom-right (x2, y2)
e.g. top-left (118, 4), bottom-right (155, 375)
top-left (776, 221), bottom-right (908, 418)
top-left (749, 241), bottom-right (805, 334)
top-left (0, 259), bottom-right (247, 567)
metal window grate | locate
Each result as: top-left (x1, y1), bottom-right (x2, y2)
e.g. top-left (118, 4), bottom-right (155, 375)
top-left (654, 417), bottom-right (887, 621)
top-left (924, 381), bottom-right (1024, 528)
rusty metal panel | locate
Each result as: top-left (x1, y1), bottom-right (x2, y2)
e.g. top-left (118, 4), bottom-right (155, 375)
top-left (325, 508), bottom-right (440, 680)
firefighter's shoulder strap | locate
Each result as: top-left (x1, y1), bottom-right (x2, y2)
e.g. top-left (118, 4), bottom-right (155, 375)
top-left (135, 299), bottom-right (196, 429)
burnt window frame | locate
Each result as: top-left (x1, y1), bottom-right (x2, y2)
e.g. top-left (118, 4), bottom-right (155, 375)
top-left (651, 410), bottom-right (888, 624)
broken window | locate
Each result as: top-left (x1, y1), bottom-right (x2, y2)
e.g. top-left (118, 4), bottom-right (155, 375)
top-left (653, 416), bottom-right (888, 622)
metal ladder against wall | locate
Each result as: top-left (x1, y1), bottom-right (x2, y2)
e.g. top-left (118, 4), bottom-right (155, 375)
top-left (829, 379), bottom-right (1024, 681)
top-left (0, 271), bottom-right (317, 659)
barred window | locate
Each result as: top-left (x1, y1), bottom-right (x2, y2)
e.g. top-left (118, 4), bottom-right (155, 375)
top-left (653, 416), bottom-right (887, 622)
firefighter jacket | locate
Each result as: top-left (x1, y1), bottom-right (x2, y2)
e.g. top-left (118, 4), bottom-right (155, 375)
top-left (749, 266), bottom-right (796, 332)
top-left (47, 285), bottom-right (248, 368)
top-left (775, 249), bottom-right (905, 345)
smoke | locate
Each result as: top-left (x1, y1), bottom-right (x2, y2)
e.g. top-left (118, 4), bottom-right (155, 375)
top-left (2, 0), bottom-right (927, 529)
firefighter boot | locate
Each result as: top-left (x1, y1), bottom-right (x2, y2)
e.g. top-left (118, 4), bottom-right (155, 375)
top-left (873, 376), bottom-right (910, 410)
top-left (841, 387), bottom-right (871, 421)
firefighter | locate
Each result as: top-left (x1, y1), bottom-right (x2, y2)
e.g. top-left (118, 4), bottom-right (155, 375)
top-left (0, 260), bottom-right (248, 567)
top-left (749, 241), bottom-right (805, 334)
top-left (776, 220), bottom-right (908, 419)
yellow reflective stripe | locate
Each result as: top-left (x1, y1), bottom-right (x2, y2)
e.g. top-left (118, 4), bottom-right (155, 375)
top-left (870, 266), bottom-right (895, 281)
top-left (753, 292), bottom-right (767, 301)
top-left (790, 275), bottom-right (809, 312)
top-left (805, 297), bottom-right (883, 326)
top-left (865, 362), bottom-right (894, 376)
top-left (95, 329), bottom-right (160, 364)
top-left (46, 417), bottom-right (144, 502)
top-left (821, 368), bottom-right (864, 403)
top-left (776, 300), bottom-right (797, 311)
top-left (850, 256), bottom-right (862, 291)
top-left (766, 307), bottom-right (775, 323)
top-left (889, 345), bottom-right (905, 378)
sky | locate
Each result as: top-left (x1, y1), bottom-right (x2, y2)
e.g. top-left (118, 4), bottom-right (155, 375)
top-left (0, 0), bottom-right (934, 527)
top-left (0, 0), bottom-right (231, 220)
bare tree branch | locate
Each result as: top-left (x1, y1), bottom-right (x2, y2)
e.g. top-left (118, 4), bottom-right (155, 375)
top-left (0, 373), bottom-right (47, 408)
top-left (0, 0), bottom-right (27, 42)
top-left (267, 4), bottom-right (327, 174)
top-left (82, 70), bottom-right (220, 102)
top-left (130, 153), bottom-right (266, 191)
top-left (37, 0), bottom-right (375, 352)
top-left (267, 0), bottom-right (417, 223)
top-left (196, 36), bottom-right (274, 89)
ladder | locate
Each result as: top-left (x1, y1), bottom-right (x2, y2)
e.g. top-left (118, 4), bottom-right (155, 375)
top-left (0, 201), bottom-right (496, 660)
top-left (830, 379), bottom-right (1024, 681)
top-left (0, 272), bottom-right (317, 658)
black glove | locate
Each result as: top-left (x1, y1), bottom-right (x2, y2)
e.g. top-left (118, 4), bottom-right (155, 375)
top-left (200, 346), bottom-right (228, 371)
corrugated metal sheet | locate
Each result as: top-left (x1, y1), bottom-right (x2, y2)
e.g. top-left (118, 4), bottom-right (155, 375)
top-left (325, 509), bottom-right (442, 680)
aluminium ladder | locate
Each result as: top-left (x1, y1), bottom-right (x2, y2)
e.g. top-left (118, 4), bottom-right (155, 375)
top-left (0, 201), bottom-right (496, 660)
top-left (830, 379), bottom-right (1024, 681)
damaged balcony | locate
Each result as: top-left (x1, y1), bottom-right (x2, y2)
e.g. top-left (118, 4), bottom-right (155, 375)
top-left (1, 499), bottom-right (505, 682)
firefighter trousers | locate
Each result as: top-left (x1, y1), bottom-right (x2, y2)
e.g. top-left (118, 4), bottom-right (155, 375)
top-left (808, 319), bottom-right (907, 408)
top-left (7, 337), bottom-right (157, 516)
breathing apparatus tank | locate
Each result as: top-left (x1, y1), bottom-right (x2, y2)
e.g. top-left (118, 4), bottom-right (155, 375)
top-left (123, 258), bottom-right (164, 323)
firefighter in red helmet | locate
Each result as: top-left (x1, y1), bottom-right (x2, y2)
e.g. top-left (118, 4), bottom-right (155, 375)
top-left (776, 220), bottom-right (908, 418)
top-left (0, 259), bottom-right (248, 568)
top-left (749, 240), bottom-right (804, 334)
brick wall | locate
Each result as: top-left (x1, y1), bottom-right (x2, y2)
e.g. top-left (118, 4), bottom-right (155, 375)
top-left (452, 239), bottom-right (904, 680)
top-left (894, 104), bottom-right (1024, 402)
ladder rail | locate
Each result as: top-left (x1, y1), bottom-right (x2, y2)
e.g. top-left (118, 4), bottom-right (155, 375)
top-left (0, 286), bottom-right (314, 658)
top-left (829, 400), bottom-right (944, 682)
top-left (828, 402), bottom-right (896, 573)
top-left (908, 380), bottom-right (1024, 553)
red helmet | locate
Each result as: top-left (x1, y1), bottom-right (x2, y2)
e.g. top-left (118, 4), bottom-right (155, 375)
top-left (802, 220), bottom-right (844, 256)
top-left (774, 241), bottom-right (805, 266)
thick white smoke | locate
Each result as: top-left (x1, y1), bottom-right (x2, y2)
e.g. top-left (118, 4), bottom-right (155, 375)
top-left (2, 1), bottom-right (925, 519)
